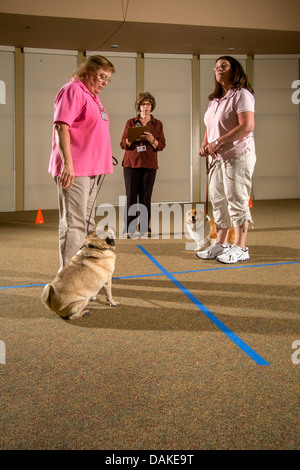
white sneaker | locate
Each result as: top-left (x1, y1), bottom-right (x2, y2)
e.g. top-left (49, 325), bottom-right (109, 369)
top-left (196, 242), bottom-right (230, 260)
top-left (216, 245), bottom-right (249, 264)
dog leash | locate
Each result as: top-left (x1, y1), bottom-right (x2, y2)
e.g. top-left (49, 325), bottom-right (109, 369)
top-left (205, 157), bottom-right (217, 218)
top-left (86, 156), bottom-right (119, 234)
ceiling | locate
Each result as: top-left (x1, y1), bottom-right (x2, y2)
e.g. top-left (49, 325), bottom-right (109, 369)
top-left (0, 13), bottom-right (300, 56)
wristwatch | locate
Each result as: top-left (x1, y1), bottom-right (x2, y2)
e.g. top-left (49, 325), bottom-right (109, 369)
top-left (215, 139), bottom-right (221, 146)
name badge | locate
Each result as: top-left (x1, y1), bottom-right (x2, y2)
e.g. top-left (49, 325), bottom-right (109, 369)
top-left (137, 145), bottom-right (146, 152)
top-left (98, 102), bottom-right (108, 120)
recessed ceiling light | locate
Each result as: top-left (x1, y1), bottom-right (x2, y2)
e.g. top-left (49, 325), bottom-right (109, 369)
top-left (110, 44), bottom-right (120, 48)
top-left (227, 47), bottom-right (235, 51)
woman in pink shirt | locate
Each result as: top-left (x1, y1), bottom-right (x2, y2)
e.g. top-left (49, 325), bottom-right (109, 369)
top-left (197, 56), bottom-right (256, 264)
top-left (48, 55), bottom-right (115, 269)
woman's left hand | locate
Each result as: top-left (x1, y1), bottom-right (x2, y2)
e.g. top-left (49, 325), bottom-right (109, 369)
top-left (142, 132), bottom-right (156, 146)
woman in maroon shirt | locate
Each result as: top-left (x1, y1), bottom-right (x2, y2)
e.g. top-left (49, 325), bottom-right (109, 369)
top-left (120, 92), bottom-right (166, 237)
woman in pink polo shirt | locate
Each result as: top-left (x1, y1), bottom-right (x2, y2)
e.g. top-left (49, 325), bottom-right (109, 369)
top-left (197, 56), bottom-right (256, 264)
top-left (48, 55), bottom-right (115, 269)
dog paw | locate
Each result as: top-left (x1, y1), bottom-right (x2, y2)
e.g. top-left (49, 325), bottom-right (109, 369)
top-left (83, 310), bottom-right (91, 317)
top-left (67, 309), bottom-right (91, 320)
top-left (89, 296), bottom-right (97, 301)
top-left (108, 300), bottom-right (120, 307)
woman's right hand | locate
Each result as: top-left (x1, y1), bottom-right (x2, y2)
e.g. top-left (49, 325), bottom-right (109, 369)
top-left (60, 162), bottom-right (74, 189)
top-left (54, 122), bottom-right (75, 188)
top-left (199, 144), bottom-right (208, 157)
top-left (199, 130), bottom-right (209, 156)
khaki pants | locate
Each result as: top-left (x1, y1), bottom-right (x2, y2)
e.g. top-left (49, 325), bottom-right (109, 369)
top-left (209, 147), bottom-right (256, 228)
top-left (55, 176), bottom-right (100, 268)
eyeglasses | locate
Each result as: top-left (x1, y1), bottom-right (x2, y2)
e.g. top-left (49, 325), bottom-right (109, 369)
top-left (96, 74), bottom-right (112, 84)
top-left (214, 63), bottom-right (231, 72)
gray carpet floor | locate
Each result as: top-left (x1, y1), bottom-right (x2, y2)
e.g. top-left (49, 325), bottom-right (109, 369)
top-left (0, 199), bottom-right (299, 450)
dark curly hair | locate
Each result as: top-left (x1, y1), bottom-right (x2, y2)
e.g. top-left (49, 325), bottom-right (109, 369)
top-left (135, 92), bottom-right (156, 113)
top-left (208, 56), bottom-right (254, 101)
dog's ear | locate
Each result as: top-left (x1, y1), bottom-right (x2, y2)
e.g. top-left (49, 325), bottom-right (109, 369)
top-left (196, 208), bottom-right (204, 216)
top-left (96, 225), bottom-right (111, 240)
top-left (96, 225), bottom-right (105, 239)
top-left (108, 226), bottom-right (116, 236)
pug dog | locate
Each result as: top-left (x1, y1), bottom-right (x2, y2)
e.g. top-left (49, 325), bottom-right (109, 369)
top-left (41, 226), bottom-right (119, 320)
top-left (185, 208), bottom-right (235, 251)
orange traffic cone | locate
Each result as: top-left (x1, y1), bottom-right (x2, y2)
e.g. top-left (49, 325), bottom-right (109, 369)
top-left (248, 197), bottom-right (253, 207)
top-left (35, 208), bottom-right (44, 224)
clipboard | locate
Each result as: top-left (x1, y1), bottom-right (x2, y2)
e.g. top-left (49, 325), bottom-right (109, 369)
top-left (127, 125), bottom-right (150, 142)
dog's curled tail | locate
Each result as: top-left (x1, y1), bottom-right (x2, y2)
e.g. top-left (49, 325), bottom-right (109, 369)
top-left (41, 283), bottom-right (54, 311)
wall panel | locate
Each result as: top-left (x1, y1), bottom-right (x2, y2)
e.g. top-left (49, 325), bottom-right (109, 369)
top-left (24, 49), bottom-right (77, 210)
top-left (144, 54), bottom-right (192, 203)
top-left (0, 48), bottom-right (15, 210)
top-left (253, 57), bottom-right (299, 199)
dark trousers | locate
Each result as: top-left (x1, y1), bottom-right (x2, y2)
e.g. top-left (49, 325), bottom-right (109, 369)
top-left (123, 167), bottom-right (157, 234)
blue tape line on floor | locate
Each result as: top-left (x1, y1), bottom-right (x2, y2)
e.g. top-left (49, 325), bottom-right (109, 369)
top-left (0, 261), bottom-right (299, 288)
top-left (0, 283), bottom-right (47, 290)
top-left (137, 245), bottom-right (270, 366)
top-left (113, 260), bottom-right (300, 279)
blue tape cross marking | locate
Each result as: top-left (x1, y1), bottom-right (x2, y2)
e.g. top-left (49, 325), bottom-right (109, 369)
top-left (0, 261), bottom-right (298, 289)
top-left (137, 245), bottom-right (270, 366)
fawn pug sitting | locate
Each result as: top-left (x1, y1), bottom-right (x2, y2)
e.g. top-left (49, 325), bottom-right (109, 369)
top-left (41, 226), bottom-right (119, 320)
top-left (185, 208), bottom-right (234, 251)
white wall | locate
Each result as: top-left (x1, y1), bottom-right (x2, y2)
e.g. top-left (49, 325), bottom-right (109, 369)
top-left (0, 47), bottom-right (15, 211)
top-left (23, 48), bottom-right (78, 210)
top-left (0, 49), bottom-right (299, 211)
top-left (253, 56), bottom-right (299, 199)
top-left (144, 54), bottom-right (192, 203)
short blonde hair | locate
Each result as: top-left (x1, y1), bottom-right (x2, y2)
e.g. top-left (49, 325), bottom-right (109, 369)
top-left (73, 55), bottom-right (115, 81)
top-left (135, 92), bottom-right (156, 113)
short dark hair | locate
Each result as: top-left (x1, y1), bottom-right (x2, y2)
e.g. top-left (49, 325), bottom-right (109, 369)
top-left (135, 92), bottom-right (156, 112)
top-left (208, 56), bottom-right (254, 100)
